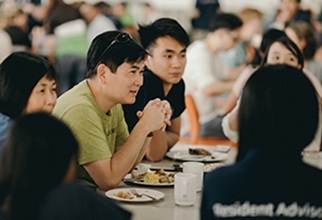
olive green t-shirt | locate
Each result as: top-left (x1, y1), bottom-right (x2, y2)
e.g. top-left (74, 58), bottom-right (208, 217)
top-left (53, 80), bottom-right (129, 188)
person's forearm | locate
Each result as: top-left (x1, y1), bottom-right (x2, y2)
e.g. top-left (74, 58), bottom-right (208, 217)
top-left (91, 121), bottom-right (153, 189)
top-left (145, 129), bottom-right (168, 162)
top-left (146, 117), bottom-right (180, 162)
top-left (135, 137), bottom-right (151, 165)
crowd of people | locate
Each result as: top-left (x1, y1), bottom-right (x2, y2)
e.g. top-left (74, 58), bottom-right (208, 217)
top-left (0, 0), bottom-right (322, 219)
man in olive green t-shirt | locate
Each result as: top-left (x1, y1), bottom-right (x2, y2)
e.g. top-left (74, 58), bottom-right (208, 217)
top-left (53, 31), bottom-right (172, 190)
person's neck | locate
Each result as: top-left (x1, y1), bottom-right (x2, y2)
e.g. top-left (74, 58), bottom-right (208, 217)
top-left (163, 83), bottom-right (173, 97)
top-left (86, 79), bottom-right (115, 113)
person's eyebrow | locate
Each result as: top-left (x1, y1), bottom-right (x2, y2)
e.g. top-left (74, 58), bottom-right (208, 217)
top-left (163, 48), bottom-right (187, 54)
top-left (130, 65), bottom-right (141, 70)
top-left (37, 81), bottom-right (57, 87)
top-left (163, 49), bottom-right (175, 53)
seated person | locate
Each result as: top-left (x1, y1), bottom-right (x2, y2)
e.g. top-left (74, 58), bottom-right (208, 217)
top-left (222, 35), bottom-right (322, 151)
top-left (0, 52), bottom-right (57, 151)
top-left (285, 21), bottom-right (322, 82)
top-left (0, 112), bottom-right (131, 220)
top-left (221, 29), bottom-right (286, 114)
top-left (123, 18), bottom-right (190, 162)
top-left (183, 13), bottom-right (243, 138)
top-left (53, 31), bottom-right (171, 190)
top-left (265, 0), bottom-right (312, 30)
top-left (219, 8), bottom-right (263, 80)
top-left (201, 65), bottom-right (322, 219)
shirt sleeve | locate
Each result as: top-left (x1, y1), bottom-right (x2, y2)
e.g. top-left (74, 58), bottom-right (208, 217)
top-left (60, 105), bottom-right (113, 165)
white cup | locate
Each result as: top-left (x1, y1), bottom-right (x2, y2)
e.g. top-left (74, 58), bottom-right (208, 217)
top-left (174, 173), bottom-right (197, 206)
top-left (182, 162), bottom-right (204, 192)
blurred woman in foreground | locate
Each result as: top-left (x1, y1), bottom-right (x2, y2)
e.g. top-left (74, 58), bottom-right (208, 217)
top-left (0, 112), bottom-right (131, 220)
top-left (202, 65), bottom-right (322, 220)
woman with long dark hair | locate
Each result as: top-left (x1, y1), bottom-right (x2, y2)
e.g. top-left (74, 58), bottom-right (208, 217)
top-left (201, 65), bottom-right (322, 220)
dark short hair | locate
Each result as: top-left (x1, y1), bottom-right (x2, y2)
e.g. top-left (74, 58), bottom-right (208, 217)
top-left (138, 17), bottom-right (190, 50)
top-left (86, 30), bottom-right (148, 78)
top-left (0, 52), bottom-right (57, 119)
top-left (260, 35), bottom-right (304, 69)
top-left (209, 13), bottom-right (243, 32)
top-left (0, 112), bottom-right (79, 219)
top-left (238, 65), bottom-right (318, 160)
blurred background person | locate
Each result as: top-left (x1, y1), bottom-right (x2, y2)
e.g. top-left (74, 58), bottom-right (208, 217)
top-left (190, 0), bottom-right (220, 41)
top-left (285, 21), bottom-right (322, 83)
top-left (182, 13), bottom-right (242, 138)
top-left (2, 5), bottom-right (32, 52)
top-left (265, 0), bottom-right (312, 30)
top-left (219, 8), bottom-right (263, 81)
top-left (93, 1), bottom-right (123, 30)
top-left (43, 0), bottom-right (87, 95)
top-left (222, 35), bottom-right (322, 152)
top-left (113, 1), bottom-right (137, 40)
top-left (79, 2), bottom-right (116, 45)
top-left (190, 0), bottom-right (221, 41)
top-left (139, 2), bottom-right (161, 24)
top-left (222, 29), bottom-right (287, 115)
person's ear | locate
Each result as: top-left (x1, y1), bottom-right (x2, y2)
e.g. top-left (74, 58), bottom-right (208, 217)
top-left (97, 64), bottom-right (111, 83)
top-left (145, 55), bottom-right (152, 68)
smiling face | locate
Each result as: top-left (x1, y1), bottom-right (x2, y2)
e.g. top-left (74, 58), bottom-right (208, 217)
top-left (266, 42), bottom-right (300, 68)
top-left (145, 36), bottom-right (187, 93)
top-left (25, 75), bottom-right (57, 114)
top-left (105, 61), bottom-right (145, 105)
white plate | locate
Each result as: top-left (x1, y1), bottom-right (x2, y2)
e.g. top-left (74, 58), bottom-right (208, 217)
top-left (105, 188), bottom-right (164, 202)
top-left (166, 150), bottom-right (228, 162)
top-left (123, 173), bottom-right (175, 186)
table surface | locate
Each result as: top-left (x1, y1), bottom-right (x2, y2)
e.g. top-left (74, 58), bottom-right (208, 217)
top-left (108, 142), bottom-right (238, 220)
top-left (102, 143), bottom-right (322, 220)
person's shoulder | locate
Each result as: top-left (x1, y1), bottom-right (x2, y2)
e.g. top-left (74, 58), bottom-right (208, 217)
top-left (54, 86), bottom-right (98, 120)
top-left (56, 81), bottom-right (93, 107)
top-left (40, 182), bottom-right (132, 220)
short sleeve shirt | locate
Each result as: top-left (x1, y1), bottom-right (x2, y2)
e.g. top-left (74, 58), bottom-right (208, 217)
top-left (53, 80), bottom-right (129, 187)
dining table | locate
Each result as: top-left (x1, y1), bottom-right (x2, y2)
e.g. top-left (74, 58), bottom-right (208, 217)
top-left (101, 142), bottom-right (322, 220)
top-left (105, 142), bottom-right (238, 220)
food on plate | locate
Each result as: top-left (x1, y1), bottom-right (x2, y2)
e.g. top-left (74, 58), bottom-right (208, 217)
top-left (143, 173), bottom-right (160, 184)
top-left (189, 148), bottom-right (212, 156)
top-left (131, 169), bottom-right (175, 184)
top-left (114, 191), bottom-right (137, 199)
